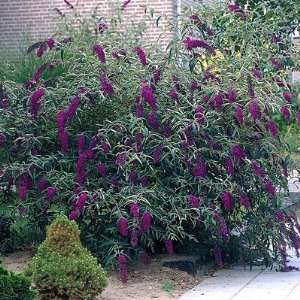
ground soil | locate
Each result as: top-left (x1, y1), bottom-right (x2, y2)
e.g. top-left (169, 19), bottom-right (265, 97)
top-left (1, 251), bottom-right (206, 300)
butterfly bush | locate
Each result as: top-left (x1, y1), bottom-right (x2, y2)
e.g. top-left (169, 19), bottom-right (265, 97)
top-left (0, 1), bottom-right (299, 277)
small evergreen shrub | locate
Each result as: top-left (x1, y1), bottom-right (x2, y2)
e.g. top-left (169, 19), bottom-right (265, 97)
top-left (29, 215), bottom-right (107, 300)
top-left (0, 264), bottom-right (36, 300)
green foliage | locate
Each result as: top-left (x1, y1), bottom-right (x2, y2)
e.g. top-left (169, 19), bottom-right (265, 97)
top-left (29, 215), bottom-right (107, 299)
top-left (0, 265), bottom-right (36, 300)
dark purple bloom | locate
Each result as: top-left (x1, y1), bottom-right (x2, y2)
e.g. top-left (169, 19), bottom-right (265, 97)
top-left (141, 212), bottom-right (152, 231)
top-left (225, 157), bottom-right (234, 176)
top-left (266, 120), bottom-right (278, 138)
top-left (153, 68), bottom-right (161, 85)
top-left (276, 211), bottom-right (285, 222)
top-left (251, 160), bottom-right (266, 178)
top-left (96, 163), bottom-right (107, 177)
top-left (226, 88), bottom-right (237, 103)
top-left (271, 58), bottom-right (283, 70)
top-left (249, 100), bottom-right (261, 122)
top-left (18, 176), bottom-right (32, 200)
top-left (189, 15), bottom-right (202, 27)
top-left (183, 37), bottom-right (215, 55)
top-left (69, 209), bottom-right (80, 220)
top-left (271, 34), bottom-right (281, 44)
top-left (187, 194), bottom-right (200, 208)
top-left (100, 74), bottom-right (114, 96)
top-left (168, 89), bottom-right (179, 103)
top-left (152, 144), bottom-right (163, 164)
top-left (58, 129), bottom-right (70, 153)
top-left (234, 105), bottom-right (244, 125)
top-left (283, 91), bottom-right (292, 103)
top-left (212, 93), bottom-right (224, 109)
top-left (239, 193), bottom-right (251, 209)
top-left (100, 142), bottom-right (110, 154)
top-left (37, 177), bottom-right (49, 192)
top-left (191, 80), bottom-right (200, 91)
top-left (36, 44), bottom-right (47, 57)
top-left (0, 98), bottom-right (9, 109)
top-left (77, 134), bottom-right (85, 153)
top-left (264, 179), bottom-right (276, 196)
top-left (116, 152), bottom-right (128, 167)
top-left (134, 47), bottom-right (147, 66)
top-left (192, 156), bottom-right (207, 177)
top-left (253, 68), bottom-right (263, 80)
top-left (140, 175), bottom-right (150, 187)
top-left (195, 105), bottom-right (205, 125)
top-left (47, 37), bottom-right (55, 49)
top-left (147, 112), bottom-right (159, 129)
top-left (66, 95), bottom-right (80, 120)
top-left (56, 110), bottom-right (68, 131)
top-left (117, 217), bottom-right (129, 237)
top-left (213, 245), bottom-right (224, 267)
top-left (75, 192), bottom-right (88, 209)
top-left (98, 22), bottom-right (108, 33)
top-left (274, 77), bottom-right (285, 87)
top-left (280, 106), bottom-right (291, 121)
top-left (93, 44), bottom-right (106, 64)
top-left (47, 186), bottom-right (57, 201)
top-left (230, 144), bottom-right (246, 162)
top-left (297, 112), bottom-right (300, 125)
top-left (163, 124), bottom-right (173, 138)
top-left (129, 170), bottom-right (138, 184)
top-left (130, 203), bottom-right (140, 218)
top-left (221, 191), bottom-right (234, 211)
top-left (117, 255), bottom-right (128, 283)
top-left (0, 133), bottom-right (6, 148)
top-left (141, 84), bottom-right (157, 110)
top-left (130, 229), bottom-right (139, 248)
top-left (134, 96), bottom-right (144, 118)
top-left (30, 88), bottom-right (45, 119)
top-left (165, 240), bottom-right (174, 255)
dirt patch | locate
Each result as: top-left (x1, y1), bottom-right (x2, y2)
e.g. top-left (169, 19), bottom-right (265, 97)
top-left (0, 251), bottom-right (206, 300)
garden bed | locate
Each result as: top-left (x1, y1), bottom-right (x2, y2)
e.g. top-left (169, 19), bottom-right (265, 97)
top-left (1, 251), bottom-right (206, 300)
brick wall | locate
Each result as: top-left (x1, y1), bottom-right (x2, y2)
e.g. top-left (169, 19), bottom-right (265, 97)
top-left (0, 0), bottom-right (177, 55)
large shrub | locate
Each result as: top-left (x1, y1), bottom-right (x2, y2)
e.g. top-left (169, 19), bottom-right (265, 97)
top-left (28, 215), bottom-right (107, 299)
top-left (0, 264), bottom-right (36, 300)
top-left (0, 0), bottom-right (300, 278)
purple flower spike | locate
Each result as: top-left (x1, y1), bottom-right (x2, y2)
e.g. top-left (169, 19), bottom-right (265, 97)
top-left (101, 142), bottom-right (111, 154)
top-left (147, 112), bottom-right (159, 129)
top-left (116, 152), bottom-right (128, 167)
top-left (283, 91), bottom-right (292, 103)
top-left (93, 44), bottom-right (106, 64)
top-left (266, 120), bottom-right (278, 138)
top-left (280, 106), bottom-right (291, 121)
top-left (153, 68), bottom-right (161, 85)
top-left (37, 177), bottom-right (49, 192)
top-left (100, 74), bottom-right (114, 96)
top-left (135, 96), bottom-right (144, 117)
top-left (168, 89), bottom-right (179, 103)
top-left (230, 144), bottom-right (246, 162)
top-left (183, 37), bottom-right (215, 55)
top-left (129, 170), bottom-right (138, 184)
top-left (75, 192), bottom-right (88, 209)
top-left (140, 175), bottom-right (150, 187)
top-left (130, 203), bottom-right (140, 218)
top-left (130, 229), bottom-right (139, 248)
top-left (187, 194), bottom-right (200, 208)
top-left (234, 105), bottom-right (244, 125)
top-left (67, 95), bottom-right (80, 120)
top-left (77, 134), bottom-right (85, 153)
top-left (118, 217), bottom-right (129, 237)
top-left (221, 191), bottom-right (234, 211)
top-left (226, 88), bottom-right (237, 103)
top-left (58, 129), bottom-right (70, 153)
top-left (239, 193), bottom-right (251, 209)
top-left (212, 93), bottom-right (224, 109)
top-left (141, 84), bottom-right (157, 110)
top-left (165, 240), bottom-right (174, 255)
top-left (36, 44), bottom-right (47, 57)
top-left (195, 105), bottom-right (205, 125)
top-left (134, 47), bottom-right (147, 66)
top-left (249, 100), bottom-right (261, 122)
top-left (251, 160), bottom-right (266, 178)
top-left (0, 98), bottom-right (9, 109)
top-left (253, 68), bottom-right (263, 80)
top-left (47, 186), bottom-right (57, 201)
top-left (225, 157), bottom-right (234, 176)
top-left (264, 179), bottom-right (276, 197)
top-left (56, 110), bottom-right (68, 131)
top-left (69, 209), bottom-right (80, 220)
top-left (141, 212), bottom-right (152, 231)
top-left (30, 88), bottom-right (45, 119)
top-left (192, 156), bottom-right (207, 177)
top-left (152, 144), bottom-right (164, 164)
top-left (96, 163), bottom-right (107, 177)
top-left (47, 37), bottom-right (55, 49)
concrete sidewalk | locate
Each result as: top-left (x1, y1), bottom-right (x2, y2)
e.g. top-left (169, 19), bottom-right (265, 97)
top-left (180, 254), bottom-right (300, 300)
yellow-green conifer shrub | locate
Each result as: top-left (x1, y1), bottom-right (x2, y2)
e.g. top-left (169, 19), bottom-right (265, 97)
top-left (30, 215), bottom-right (107, 300)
